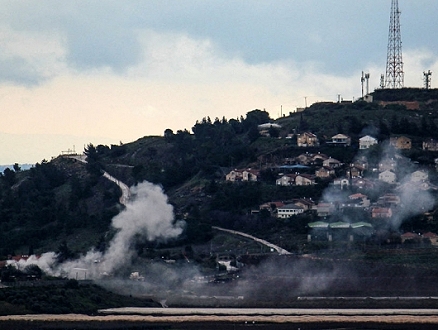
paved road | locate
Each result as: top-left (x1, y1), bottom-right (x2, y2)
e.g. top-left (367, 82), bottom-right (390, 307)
top-left (67, 155), bottom-right (287, 253)
top-left (102, 172), bottom-right (130, 205)
top-left (67, 155), bottom-right (130, 205)
top-left (99, 307), bottom-right (438, 316)
top-left (212, 226), bottom-right (291, 255)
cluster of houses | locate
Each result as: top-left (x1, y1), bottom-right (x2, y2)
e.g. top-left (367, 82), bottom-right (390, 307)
top-left (225, 129), bottom-right (438, 188)
top-left (296, 131), bottom-right (419, 150)
top-left (224, 130), bottom-right (438, 243)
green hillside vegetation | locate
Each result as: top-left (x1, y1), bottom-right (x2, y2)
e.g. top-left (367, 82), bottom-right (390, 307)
top-left (1, 88), bottom-right (438, 259)
top-left (0, 279), bottom-right (158, 315)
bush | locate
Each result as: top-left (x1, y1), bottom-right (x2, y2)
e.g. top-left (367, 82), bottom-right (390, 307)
top-left (64, 279), bottom-right (79, 289)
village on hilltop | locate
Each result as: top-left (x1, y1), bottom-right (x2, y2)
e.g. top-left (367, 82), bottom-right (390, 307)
top-left (225, 127), bottom-right (438, 246)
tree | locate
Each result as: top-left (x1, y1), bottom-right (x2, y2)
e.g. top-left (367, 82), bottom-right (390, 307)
top-left (84, 143), bottom-right (98, 162)
top-left (390, 115), bottom-right (400, 134)
top-left (242, 109), bottom-right (271, 131)
top-left (268, 125), bottom-right (280, 138)
top-left (164, 128), bottom-right (174, 143)
top-left (57, 241), bottom-right (75, 263)
top-left (430, 119), bottom-right (438, 138)
top-left (247, 126), bottom-right (260, 143)
top-left (96, 144), bottom-right (110, 155)
top-left (348, 117), bottom-right (364, 135)
top-left (378, 119), bottom-right (390, 138)
top-left (298, 113), bottom-right (309, 132)
top-left (2, 168), bottom-right (16, 187)
top-left (398, 117), bottom-right (411, 134)
top-left (84, 143), bottom-right (103, 178)
top-left (421, 116), bottom-right (429, 136)
top-left (24, 264), bottom-right (43, 279)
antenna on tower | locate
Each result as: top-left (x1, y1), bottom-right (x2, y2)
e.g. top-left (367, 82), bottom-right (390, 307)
top-left (385, 0), bottom-right (404, 89)
top-left (365, 73), bottom-right (370, 95)
top-left (380, 74), bottom-right (385, 89)
top-left (361, 72), bottom-right (371, 97)
top-left (424, 70), bottom-right (432, 89)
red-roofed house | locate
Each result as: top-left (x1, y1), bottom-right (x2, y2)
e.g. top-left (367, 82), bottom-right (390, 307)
top-left (371, 207), bottom-right (393, 219)
top-left (401, 232), bottom-right (420, 243)
top-left (297, 132), bottom-right (320, 147)
top-left (390, 136), bottom-right (412, 150)
top-left (291, 198), bottom-right (316, 211)
top-left (315, 166), bottom-right (335, 178)
top-left (423, 232), bottom-right (438, 246)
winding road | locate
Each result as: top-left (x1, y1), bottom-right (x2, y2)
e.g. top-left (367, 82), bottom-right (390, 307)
top-left (67, 155), bottom-right (130, 205)
top-left (67, 154), bottom-right (290, 254)
top-left (212, 226), bottom-right (291, 255)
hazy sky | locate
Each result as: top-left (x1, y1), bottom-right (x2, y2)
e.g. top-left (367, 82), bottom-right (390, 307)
top-left (1, 0), bottom-right (437, 164)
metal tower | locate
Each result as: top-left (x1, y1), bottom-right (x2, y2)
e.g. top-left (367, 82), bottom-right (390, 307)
top-left (361, 72), bottom-right (371, 97)
top-left (385, 0), bottom-right (404, 89)
top-left (424, 70), bottom-right (432, 89)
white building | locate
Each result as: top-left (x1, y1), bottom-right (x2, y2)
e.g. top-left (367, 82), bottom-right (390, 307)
top-left (379, 170), bottom-right (396, 184)
top-left (277, 204), bottom-right (304, 218)
top-left (359, 135), bottom-right (378, 149)
top-left (411, 170), bottom-right (428, 182)
top-left (226, 169), bottom-right (259, 182)
top-left (276, 174), bottom-right (296, 186)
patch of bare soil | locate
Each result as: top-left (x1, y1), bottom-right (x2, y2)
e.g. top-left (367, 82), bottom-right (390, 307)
top-left (1, 311), bottom-right (438, 330)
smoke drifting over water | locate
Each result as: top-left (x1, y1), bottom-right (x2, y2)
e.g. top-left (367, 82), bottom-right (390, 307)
top-left (18, 182), bottom-right (185, 279)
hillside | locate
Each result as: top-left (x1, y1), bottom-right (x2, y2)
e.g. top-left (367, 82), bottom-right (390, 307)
top-left (1, 88), bottom-right (438, 259)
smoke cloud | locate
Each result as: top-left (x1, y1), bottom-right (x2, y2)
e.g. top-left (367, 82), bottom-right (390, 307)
top-left (14, 181), bottom-right (185, 279)
top-left (320, 140), bottom-right (435, 232)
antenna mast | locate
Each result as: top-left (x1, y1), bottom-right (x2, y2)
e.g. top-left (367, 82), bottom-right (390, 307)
top-left (385, 0), bottom-right (404, 89)
top-left (365, 73), bottom-right (370, 95)
top-left (424, 70), bottom-right (432, 89)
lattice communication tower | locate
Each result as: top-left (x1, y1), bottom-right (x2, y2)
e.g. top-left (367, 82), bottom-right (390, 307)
top-left (385, 0), bottom-right (404, 89)
top-left (424, 70), bottom-right (432, 89)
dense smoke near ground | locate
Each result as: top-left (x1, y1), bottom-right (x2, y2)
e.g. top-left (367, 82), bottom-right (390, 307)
top-left (97, 261), bottom-right (203, 302)
top-left (11, 252), bottom-right (57, 273)
top-left (14, 181), bottom-right (185, 279)
top-left (374, 144), bottom-right (434, 230)
top-left (62, 181), bottom-right (185, 278)
top-left (96, 255), bottom-right (357, 305)
top-left (392, 176), bottom-right (435, 230)
top-left (227, 257), bottom-right (356, 300)
top-left (10, 142), bottom-right (437, 302)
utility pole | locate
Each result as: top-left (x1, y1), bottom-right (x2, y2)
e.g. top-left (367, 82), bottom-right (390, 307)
top-left (385, 0), bottom-right (404, 89)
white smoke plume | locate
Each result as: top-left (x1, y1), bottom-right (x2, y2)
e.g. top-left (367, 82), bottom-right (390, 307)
top-left (390, 172), bottom-right (435, 230)
top-left (14, 181), bottom-right (185, 279)
top-left (8, 252), bottom-right (57, 275)
top-left (319, 141), bottom-right (435, 232)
